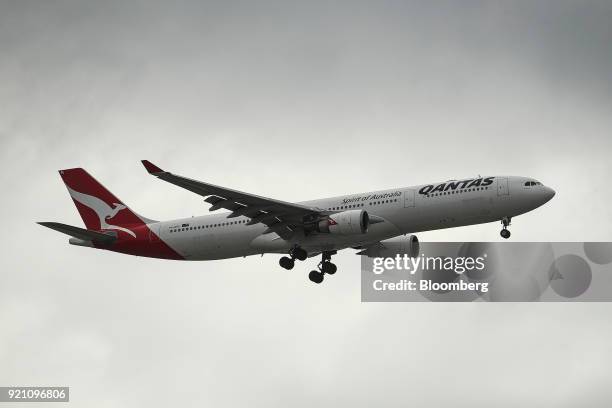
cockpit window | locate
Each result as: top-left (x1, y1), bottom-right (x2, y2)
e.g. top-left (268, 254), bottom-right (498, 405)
top-left (524, 181), bottom-right (542, 186)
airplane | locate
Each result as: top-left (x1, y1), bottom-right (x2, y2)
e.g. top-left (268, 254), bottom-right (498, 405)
top-left (38, 160), bottom-right (555, 284)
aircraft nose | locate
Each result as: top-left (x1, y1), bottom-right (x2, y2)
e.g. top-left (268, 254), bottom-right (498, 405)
top-left (543, 186), bottom-right (556, 202)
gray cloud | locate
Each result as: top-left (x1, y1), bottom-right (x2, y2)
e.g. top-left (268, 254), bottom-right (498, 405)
top-left (1, 1), bottom-right (611, 407)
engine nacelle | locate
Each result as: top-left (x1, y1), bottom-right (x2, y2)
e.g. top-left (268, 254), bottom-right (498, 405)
top-left (318, 210), bottom-right (369, 234)
top-left (397, 234), bottom-right (420, 258)
top-left (359, 235), bottom-right (420, 258)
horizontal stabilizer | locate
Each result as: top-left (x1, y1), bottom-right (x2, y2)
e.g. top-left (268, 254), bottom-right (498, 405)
top-left (37, 222), bottom-right (117, 243)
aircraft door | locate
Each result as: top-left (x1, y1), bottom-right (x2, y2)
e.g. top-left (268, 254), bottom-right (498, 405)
top-left (404, 189), bottom-right (415, 207)
top-left (497, 177), bottom-right (509, 196)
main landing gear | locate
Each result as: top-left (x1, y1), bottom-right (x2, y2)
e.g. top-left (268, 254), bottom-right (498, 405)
top-left (279, 248), bottom-right (338, 284)
top-left (308, 251), bottom-right (337, 284)
top-left (279, 245), bottom-right (308, 270)
top-left (500, 216), bottom-right (512, 239)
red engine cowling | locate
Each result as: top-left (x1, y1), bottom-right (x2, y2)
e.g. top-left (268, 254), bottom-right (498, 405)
top-left (318, 210), bottom-right (369, 234)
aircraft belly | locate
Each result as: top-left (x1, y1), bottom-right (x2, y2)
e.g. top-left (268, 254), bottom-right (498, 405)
top-left (393, 193), bottom-right (500, 233)
top-left (160, 227), bottom-right (260, 260)
top-left (190, 230), bottom-right (261, 260)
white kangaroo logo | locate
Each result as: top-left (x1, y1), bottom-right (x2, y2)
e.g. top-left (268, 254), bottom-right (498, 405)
top-left (67, 187), bottom-right (137, 238)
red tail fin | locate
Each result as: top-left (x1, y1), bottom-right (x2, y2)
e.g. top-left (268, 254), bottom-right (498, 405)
top-left (59, 168), bottom-right (150, 236)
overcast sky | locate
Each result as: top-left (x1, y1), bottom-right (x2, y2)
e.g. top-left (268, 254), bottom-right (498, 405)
top-left (1, 1), bottom-right (612, 407)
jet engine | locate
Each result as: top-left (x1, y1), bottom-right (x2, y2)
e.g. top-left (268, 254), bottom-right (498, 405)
top-left (318, 209), bottom-right (369, 234)
top-left (396, 234), bottom-right (420, 258)
top-left (357, 235), bottom-right (420, 258)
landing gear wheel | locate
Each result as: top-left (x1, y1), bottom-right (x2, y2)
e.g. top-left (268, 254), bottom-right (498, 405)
top-left (292, 247), bottom-right (308, 261)
top-left (321, 262), bottom-right (337, 275)
top-left (309, 270), bottom-right (324, 284)
top-left (500, 217), bottom-right (512, 239)
top-left (279, 256), bottom-right (295, 270)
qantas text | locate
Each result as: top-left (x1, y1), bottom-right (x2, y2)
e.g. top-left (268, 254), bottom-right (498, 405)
top-left (418, 177), bottom-right (495, 195)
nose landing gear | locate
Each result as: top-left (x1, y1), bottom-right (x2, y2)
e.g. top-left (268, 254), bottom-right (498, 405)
top-left (279, 245), bottom-right (308, 270)
top-left (308, 251), bottom-right (337, 284)
top-left (500, 217), bottom-right (512, 239)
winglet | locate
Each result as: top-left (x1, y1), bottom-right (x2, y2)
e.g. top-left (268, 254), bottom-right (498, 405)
top-left (141, 160), bottom-right (165, 175)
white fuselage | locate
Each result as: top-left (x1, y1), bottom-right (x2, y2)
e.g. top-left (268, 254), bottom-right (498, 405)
top-left (153, 176), bottom-right (555, 260)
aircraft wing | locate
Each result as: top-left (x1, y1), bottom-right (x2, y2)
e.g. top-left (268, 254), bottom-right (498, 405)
top-left (141, 160), bottom-right (324, 238)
